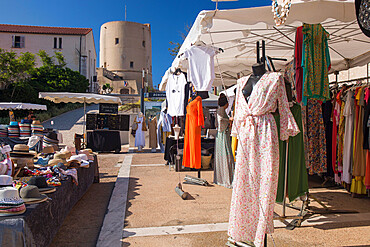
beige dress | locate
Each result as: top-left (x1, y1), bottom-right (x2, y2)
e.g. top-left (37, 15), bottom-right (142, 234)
top-left (149, 117), bottom-right (157, 149)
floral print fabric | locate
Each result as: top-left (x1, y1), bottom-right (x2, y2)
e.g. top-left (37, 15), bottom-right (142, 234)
top-left (228, 72), bottom-right (299, 247)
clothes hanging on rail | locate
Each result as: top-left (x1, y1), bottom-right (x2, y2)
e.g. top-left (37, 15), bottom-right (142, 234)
top-left (343, 90), bottom-right (355, 184)
top-left (182, 45), bottom-right (218, 92)
top-left (275, 103), bottom-right (308, 203)
top-left (303, 99), bottom-right (327, 175)
top-left (295, 26), bottom-right (304, 103)
top-left (165, 73), bottom-right (187, 117)
top-left (213, 107), bottom-right (234, 189)
top-left (322, 99), bottom-right (334, 176)
top-left (228, 72), bottom-right (299, 247)
top-left (301, 23), bottom-right (331, 105)
top-left (182, 96), bottom-right (204, 169)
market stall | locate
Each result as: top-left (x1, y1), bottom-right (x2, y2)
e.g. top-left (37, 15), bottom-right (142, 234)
top-left (39, 92), bottom-right (123, 152)
top-left (161, 1), bottom-right (370, 246)
top-left (0, 156), bottom-right (98, 246)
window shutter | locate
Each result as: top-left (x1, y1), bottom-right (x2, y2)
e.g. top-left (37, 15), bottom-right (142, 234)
top-left (20, 36), bottom-right (25, 48)
top-left (11, 35), bottom-right (15, 48)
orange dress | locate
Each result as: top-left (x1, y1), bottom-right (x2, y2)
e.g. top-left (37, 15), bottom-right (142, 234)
top-left (183, 96), bottom-right (204, 169)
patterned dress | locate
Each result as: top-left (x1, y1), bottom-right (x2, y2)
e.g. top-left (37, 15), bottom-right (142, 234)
top-left (228, 72), bottom-right (299, 247)
top-left (213, 107), bottom-right (234, 189)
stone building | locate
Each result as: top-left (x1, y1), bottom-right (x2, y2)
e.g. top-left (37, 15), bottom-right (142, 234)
top-left (99, 21), bottom-right (152, 94)
top-left (0, 24), bottom-right (98, 92)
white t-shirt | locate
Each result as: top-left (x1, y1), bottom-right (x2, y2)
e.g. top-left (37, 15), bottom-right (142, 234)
top-left (183, 45), bottom-right (217, 91)
top-left (166, 73), bottom-right (187, 117)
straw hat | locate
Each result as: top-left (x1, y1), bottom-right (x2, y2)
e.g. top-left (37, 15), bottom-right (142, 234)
top-left (42, 146), bottom-right (55, 155)
top-left (20, 185), bottom-right (47, 204)
top-left (0, 187), bottom-right (26, 216)
top-left (31, 120), bottom-right (41, 125)
top-left (48, 159), bottom-right (65, 167)
top-left (10, 144), bottom-right (34, 157)
top-left (11, 157), bottom-right (34, 169)
top-left (27, 176), bottom-right (55, 194)
top-left (0, 175), bottom-right (13, 187)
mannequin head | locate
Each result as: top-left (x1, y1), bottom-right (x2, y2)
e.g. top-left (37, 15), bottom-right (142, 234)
top-left (251, 62), bottom-right (266, 76)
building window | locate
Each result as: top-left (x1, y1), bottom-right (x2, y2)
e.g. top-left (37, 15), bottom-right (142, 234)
top-left (142, 40), bottom-right (145, 47)
top-left (130, 61), bottom-right (134, 68)
top-left (12, 35), bottom-right (25, 48)
top-left (53, 37), bottom-right (62, 49)
top-left (115, 38), bottom-right (119, 45)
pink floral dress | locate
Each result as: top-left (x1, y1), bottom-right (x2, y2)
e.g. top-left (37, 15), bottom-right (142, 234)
top-left (229, 72), bottom-right (300, 247)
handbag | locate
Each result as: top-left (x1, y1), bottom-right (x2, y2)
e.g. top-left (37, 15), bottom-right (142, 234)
top-left (132, 122), bottom-right (138, 131)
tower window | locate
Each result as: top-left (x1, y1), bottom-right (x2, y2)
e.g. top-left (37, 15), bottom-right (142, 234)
top-left (115, 38), bottom-right (119, 45)
top-left (59, 37), bottom-right (62, 49)
top-left (130, 61), bottom-right (134, 68)
top-left (54, 38), bottom-right (57, 48)
top-left (142, 40), bottom-right (146, 47)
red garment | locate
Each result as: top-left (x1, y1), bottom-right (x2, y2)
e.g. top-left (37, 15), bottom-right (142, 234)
top-left (295, 26), bottom-right (303, 103)
top-left (183, 96), bottom-right (204, 169)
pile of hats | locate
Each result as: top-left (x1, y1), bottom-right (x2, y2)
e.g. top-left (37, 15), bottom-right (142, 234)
top-left (0, 125), bottom-right (8, 138)
top-left (31, 120), bottom-right (44, 137)
top-left (0, 175), bottom-right (26, 216)
top-left (8, 122), bottom-right (20, 138)
top-left (43, 132), bottom-right (59, 151)
top-left (19, 123), bottom-right (31, 137)
top-left (10, 144), bottom-right (36, 169)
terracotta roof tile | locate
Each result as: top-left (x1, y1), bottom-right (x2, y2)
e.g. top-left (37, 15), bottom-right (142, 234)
top-left (0, 24), bottom-right (92, 35)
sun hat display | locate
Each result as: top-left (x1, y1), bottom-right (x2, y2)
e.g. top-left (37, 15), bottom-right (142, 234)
top-left (41, 146), bottom-right (55, 155)
top-left (48, 159), bottom-right (65, 167)
top-left (34, 157), bottom-right (50, 168)
top-left (19, 123), bottom-right (31, 137)
top-left (0, 187), bottom-right (26, 216)
top-left (0, 175), bottom-right (13, 187)
top-left (27, 176), bottom-right (55, 194)
top-left (61, 150), bottom-right (72, 160)
top-left (20, 185), bottom-right (47, 204)
top-left (10, 144), bottom-right (34, 158)
top-left (0, 125), bottom-right (8, 138)
top-left (11, 157), bottom-right (34, 169)
top-left (31, 120), bottom-right (44, 137)
top-left (67, 154), bottom-right (90, 168)
top-left (8, 122), bottom-right (20, 138)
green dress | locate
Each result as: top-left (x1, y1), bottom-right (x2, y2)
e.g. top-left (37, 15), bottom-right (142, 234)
top-left (275, 103), bottom-right (309, 202)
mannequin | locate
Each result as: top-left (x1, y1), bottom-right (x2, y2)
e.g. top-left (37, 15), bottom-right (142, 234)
top-left (134, 112), bottom-right (146, 151)
top-left (242, 62), bottom-right (266, 102)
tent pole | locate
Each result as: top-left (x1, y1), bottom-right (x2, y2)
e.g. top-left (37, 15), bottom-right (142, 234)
top-left (83, 99), bottom-right (86, 140)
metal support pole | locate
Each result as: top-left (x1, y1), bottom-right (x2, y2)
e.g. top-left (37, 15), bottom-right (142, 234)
top-left (140, 69), bottom-right (145, 113)
top-left (83, 100), bottom-right (86, 138)
top-left (282, 139), bottom-right (289, 217)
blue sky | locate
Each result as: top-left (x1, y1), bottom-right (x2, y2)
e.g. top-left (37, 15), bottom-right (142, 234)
top-left (2, 0), bottom-right (270, 87)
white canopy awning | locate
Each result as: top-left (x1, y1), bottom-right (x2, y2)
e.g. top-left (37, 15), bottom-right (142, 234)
top-left (39, 92), bottom-right (122, 105)
top-left (163, 0), bottom-right (369, 88)
top-left (0, 103), bottom-right (47, 111)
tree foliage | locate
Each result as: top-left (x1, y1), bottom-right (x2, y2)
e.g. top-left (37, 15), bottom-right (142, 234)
top-left (168, 24), bottom-right (191, 57)
top-left (0, 49), bottom-right (35, 89)
top-left (102, 83), bottom-right (113, 94)
top-left (0, 49), bottom-right (89, 103)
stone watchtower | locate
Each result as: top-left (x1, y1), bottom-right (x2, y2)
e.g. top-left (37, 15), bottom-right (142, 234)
top-left (99, 21), bottom-right (152, 94)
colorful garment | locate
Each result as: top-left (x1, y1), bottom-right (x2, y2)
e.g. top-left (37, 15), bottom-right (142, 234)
top-left (213, 107), bottom-right (234, 189)
top-left (228, 72), bottom-right (299, 247)
top-left (343, 90), bottom-right (355, 184)
top-left (353, 88), bottom-right (366, 176)
top-left (305, 99), bottom-right (327, 175)
top-left (275, 103), bottom-right (308, 202)
top-left (301, 23), bottom-right (331, 105)
top-left (182, 96), bottom-right (204, 169)
top-left (295, 26), bottom-right (304, 103)
top-left (338, 100), bottom-right (346, 172)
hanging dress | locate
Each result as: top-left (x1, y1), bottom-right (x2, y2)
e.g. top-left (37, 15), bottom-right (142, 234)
top-left (182, 96), bottom-right (204, 169)
top-left (134, 116), bottom-right (145, 148)
top-left (148, 117), bottom-right (157, 149)
top-left (228, 72), bottom-right (299, 247)
top-left (275, 103), bottom-right (309, 202)
top-left (213, 107), bottom-right (234, 189)
top-left (343, 90), bottom-right (355, 184)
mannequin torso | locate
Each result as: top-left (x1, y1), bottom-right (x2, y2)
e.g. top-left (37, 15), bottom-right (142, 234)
top-left (242, 63), bottom-right (266, 102)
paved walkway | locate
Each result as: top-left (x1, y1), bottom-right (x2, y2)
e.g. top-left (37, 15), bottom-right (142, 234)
top-left (43, 104), bottom-right (98, 146)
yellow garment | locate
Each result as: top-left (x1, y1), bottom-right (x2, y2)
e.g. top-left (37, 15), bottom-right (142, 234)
top-left (350, 176), bottom-right (367, 194)
top-left (231, 136), bottom-right (238, 161)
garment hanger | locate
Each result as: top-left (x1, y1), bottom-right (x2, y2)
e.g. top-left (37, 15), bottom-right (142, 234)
top-left (174, 68), bottom-right (182, 75)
